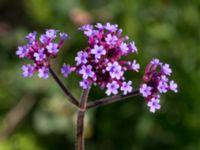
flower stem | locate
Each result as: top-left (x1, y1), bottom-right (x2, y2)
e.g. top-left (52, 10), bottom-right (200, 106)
top-left (76, 87), bottom-right (91, 150)
top-left (49, 67), bottom-right (79, 107)
top-left (86, 89), bottom-right (140, 109)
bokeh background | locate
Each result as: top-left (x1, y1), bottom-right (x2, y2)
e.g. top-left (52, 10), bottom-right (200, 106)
top-left (0, 0), bottom-right (200, 149)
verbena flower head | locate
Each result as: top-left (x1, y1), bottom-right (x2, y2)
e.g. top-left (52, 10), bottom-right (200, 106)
top-left (140, 58), bottom-right (178, 113)
top-left (61, 22), bottom-right (139, 95)
top-left (16, 29), bottom-right (69, 79)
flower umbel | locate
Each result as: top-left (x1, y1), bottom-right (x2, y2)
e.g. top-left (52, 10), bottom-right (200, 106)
top-left (140, 58), bottom-right (178, 113)
top-left (62, 23), bottom-right (140, 95)
top-left (16, 29), bottom-right (69, 79)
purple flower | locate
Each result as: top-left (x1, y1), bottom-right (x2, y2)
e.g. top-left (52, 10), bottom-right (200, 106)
top-left (33, 48), bottom-right (46, 61)
top-left (46, 43), bottom-right (59, 54)
top-left (131, 60), bottom-right (140, 72)
top-left (120, 81), bottom-right (133, 95)
top-left (79, 65), bottom-right (95, 79)
top-left (80, 80), bottom-right (90, 89)
top-left (169, 80), bottom-right (178, 93)
top-left (60, 33), bottom-right (70, 40)
top-left (91, 45), bottom-right (106, 59)
top-left (45, 29), bottom-right (57, 39)
top-left (106, 81), bottom-right (119, 96)
top-left (128, 42), bottom-right (137, 53)
top-left (106, 62), bottom-right (124, 80)
top-left (161, 75), bottom-right (169, 82)
top-left (120, 42), bottom-right (129, 53)
top-left (140, 84), bottom-right (152, 97)
top-left (61, 64), bottom-right (71, 77)
top-left (16, 46), bottom-right (28, 58)
top-left (95, 23), bottom-right (104, 29)
top-left (79, 24), bottom-right (93, 31)
top-left (105, 34), bottom-right (118, 45)
top-left (157, 81), bottom-right (168, 93)
top-left (150, 58), bottom-right (161, 65)
top-left (162, 64), bottom-right (172, 76)
top-left (22, 64), bottom-right (34, 77)
top-left (38, 67), bottom-right (49, 79)
top-left (104, 23), bottom-right (118, 32)
top-left (147, 96), bottom-right (161, 113)
top-left (26, 31), bottom-right (37, 42)
top-left (79, 24), bottom-right (94, 37)
top-left (75, 51), bottom-right (88, 65)
top-left (39, 34), bottom-right (48, 44)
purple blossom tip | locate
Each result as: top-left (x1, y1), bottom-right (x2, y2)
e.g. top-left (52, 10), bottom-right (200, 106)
top-left (121, 81), bottom-right (133, 95)
top-left (75, 51), bottom-right (88, 65)
top-left (22, 64), bottom-right (34, 77)
top-left (120, 42), bottom-right (129, 53)
top-left (38, 67), bottom-right (49, 79)
top-left (45, 29), bottom-right (58, 39)
top-left (61, 64), bottom-right (71, 77)
top-left (147, 96), bottom-right (161, 113)
top-left (25, 31), bottom-right (37, 41)
top-left (91, 45), bottom-right (106, 59)
top-left (105, 34), bottom-right (118, 45)
top-left (140, 84), bottom-right (152, 97)
top-left (60, 33), bottom-right (70, 40)
top-left (131, 60), bottom-right (140, 72)
top-left (106, 81), bottom-right (119, 96)
top-left (79, 65), bottom-right (95, 79)
top-left (169, 80), bottom-right (178, 93)
top-left (16, 46), bottom-right (28, 58)
top-left (80, 80), bottom-right (90, 89)
top-left (104, 23), bottom-right (118, 32)
top-left (46, 43), bottom-right (59, 54)
top-left (33, 48), bottom-right (46, 61)
top-left (162, 64), bottom-right (172, 76)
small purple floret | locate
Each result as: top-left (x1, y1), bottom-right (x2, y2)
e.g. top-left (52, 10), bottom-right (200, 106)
top-left (80, 80), bottom-right (90, 89)
top-left (131, 60), bottom-right (140, 72)
top-left (26, 31), bottom-right (37, 42)
top-left (16, 46), bottom-right (28, 58)
top-left (105, 34), bottom-right (118, 45)
top-left (45, 29), bottom-right (57, 39)
top-left (79, 65), bottom-right (94, 79)
top-left (121, 81), bottom-right (133, 95)
top-left (33, 48), bottom-right (46, 61)
top-left (46, 43), bottom-right (59, 54)
top-left (106, 81), bottom-right (119, 96)
top-left (120, 42), bottom-right (129, 53)
top-left (75, 51), bottom-right (88, 65)
top-left (60, 33), bottom-right (70, 40)
top-left (147, 96), bottom-right (161, 113)
top-left (22, 64), bottom-right (34, 77)
top-left (61, 64), bottom-right (71, 77)
top-left (169, 80), bottom-right (178, 93)
top-left (38, 67), bottom-right (49, 79)
top-left (91, 45), bottom-right (106, 59)
top-left (140, 84), bottom-right (152, 97)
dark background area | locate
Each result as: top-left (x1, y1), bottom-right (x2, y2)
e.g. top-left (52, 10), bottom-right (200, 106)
top-left (0, 0), bottom-right (200, 149)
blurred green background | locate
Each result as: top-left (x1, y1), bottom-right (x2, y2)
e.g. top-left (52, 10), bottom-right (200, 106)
top-left (0, 0), bottom-right (200, 149)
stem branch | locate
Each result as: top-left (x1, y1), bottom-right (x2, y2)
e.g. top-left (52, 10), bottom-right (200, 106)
top-left (87, 89), bottom-right (140, 109)
top-left (49, 67), bottom-right (79, 107)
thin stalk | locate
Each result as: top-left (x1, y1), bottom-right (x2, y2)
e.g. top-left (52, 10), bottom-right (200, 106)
top-left (49, 67), bottom-right (79, 107)
top-left (76, 87), bottom-right (91, 150)
top-left (87, 89), bottom-right (140, 109)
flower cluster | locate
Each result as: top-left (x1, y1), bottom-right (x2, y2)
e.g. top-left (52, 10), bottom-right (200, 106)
top-left (61, 23), bottom-right (140, 95)
top-left (16, 29), bottom-right (69, 79)
top-left (140, 58), bottom-right (178, 113)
